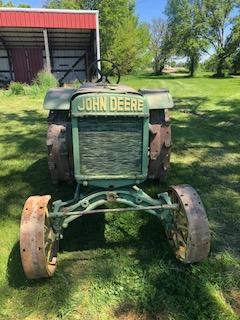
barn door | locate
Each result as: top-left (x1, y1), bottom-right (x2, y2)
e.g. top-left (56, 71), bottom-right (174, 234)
top-left (11, 48), bottom-right (28, 83)
top-left (27, 48), bottom-right (43, 81)
top-left (11, 48), bottom-right (43, 83)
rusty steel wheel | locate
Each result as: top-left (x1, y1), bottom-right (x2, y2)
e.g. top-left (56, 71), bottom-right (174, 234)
top-left (20, 195), bottom-right (58, 279)
top-left (166, 184), bottom-right (210, 263)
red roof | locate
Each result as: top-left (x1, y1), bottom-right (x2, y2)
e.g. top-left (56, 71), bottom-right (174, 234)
top-left (0, 9), bottom-right (97, 29)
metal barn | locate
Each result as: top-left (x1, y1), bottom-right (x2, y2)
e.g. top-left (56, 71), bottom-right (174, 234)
top-left (0, 8), bottom-right (100, 84)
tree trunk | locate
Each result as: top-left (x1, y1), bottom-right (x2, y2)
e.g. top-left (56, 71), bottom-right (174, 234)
top-left (159, 63), bottom-right (165, 74)
top-left (216, 58), bottom-right (225, 77)
top-left (233, 66), bottom-right (238, 75)
top-left (154, 58), bottom-right (160, 74)
top-left (189, 56), bottom-right (197, 77)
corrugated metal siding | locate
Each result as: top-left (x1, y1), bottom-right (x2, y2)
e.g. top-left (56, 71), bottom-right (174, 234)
top-left (27, 48), bottom-right (43, 80)
top-left (43, 49), bottom-right (86, 82)
top-left (11, 48), bottom-right (28, 83)
top-left (0, 49), bottom-right (11, 79)
top-left (0, 11), bottom-right (96, 29)
top-left (11, 48), bottom-right (43, 83)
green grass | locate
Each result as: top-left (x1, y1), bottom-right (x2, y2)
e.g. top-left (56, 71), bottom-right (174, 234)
top-left (0, 74), bottom-right (240, 320)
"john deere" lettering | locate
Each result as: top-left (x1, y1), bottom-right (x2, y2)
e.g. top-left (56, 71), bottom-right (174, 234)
top-left (78, 96), bottom-right (144, 112)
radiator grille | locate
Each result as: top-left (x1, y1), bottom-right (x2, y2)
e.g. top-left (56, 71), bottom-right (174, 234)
top-left (78, 117), bottom-right (143, 176)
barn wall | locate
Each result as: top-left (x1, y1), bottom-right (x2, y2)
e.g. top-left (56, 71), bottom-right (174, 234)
top-left (43, 49), bottom-right (87, 83)
top-left (0, 48), bottom-right (89, 84)
top-left (0, 48), bottom-right (88, 84)
top-left (0, 49), bottom-right (13, 80)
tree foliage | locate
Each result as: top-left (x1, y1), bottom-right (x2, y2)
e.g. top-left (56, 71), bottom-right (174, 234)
top-left (109, 16), bottom-right (150, 74)
top-left (0, 0), bottom-right (13, 6)
top-left (44, 0), bottom-right (149, 74)
top-left (0, 0), bottom-right (30, 7)
top-left (230, 47), bottom-right (240, 73)
top-left (149, 18), bottom-right (172, 74)
top-left (165, 0), bottom-right (208, 76)
top-left (198, 0), bottom-right (240, 77)
top-left (166, 0), bottom-right (240, 77)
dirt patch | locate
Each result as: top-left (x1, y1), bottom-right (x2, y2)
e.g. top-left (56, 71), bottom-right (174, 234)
top-left (225, 289), bottom-right (240, 315)
top-left (113, 302), bottom-right (169, 320)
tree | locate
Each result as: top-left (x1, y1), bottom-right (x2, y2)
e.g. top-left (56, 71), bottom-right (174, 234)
top-left (45, 0), bottom-right (80, 9)
top-left (201, 55), bottom-right (217, 72)
top-left (44, 0), bottom-right (149, 73)
top-left (198, 0), bottom-right (240, 77)
top-left (44, 0), bottom-right (135, 57)
top-left (0, 0), bottom-right (30, 6)
top-left (93, 0), bottom-right (136, 63)
top-left (230, 47), bottom-right (240, 74)
top-left (165, 0), bottom-right (208, 77)
top-left (149, 18), bottom-right (172, 74)
top-left (0, 0), bottom-right (13, 6)
top-left (18, 3), bottom-right (31, 7)
top-left (109, 16), bottom-right (150, 73)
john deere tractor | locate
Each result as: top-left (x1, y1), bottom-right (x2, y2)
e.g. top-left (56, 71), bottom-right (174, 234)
top-left (20, 60), bottom-right (210, 279)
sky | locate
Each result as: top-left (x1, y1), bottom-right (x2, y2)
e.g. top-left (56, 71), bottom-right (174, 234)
top-left (12, 0), bottom-right (168, 22)
top-left (136, 0), bottom-right (167, 22)
top-left (9, 0), bottom-right (238, 62)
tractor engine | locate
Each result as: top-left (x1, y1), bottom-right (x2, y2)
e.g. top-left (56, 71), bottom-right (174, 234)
top-left (45, 85), bottom-right (173, 186)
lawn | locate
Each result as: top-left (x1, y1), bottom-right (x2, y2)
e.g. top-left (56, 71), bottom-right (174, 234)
top-left (0, 74), bottom-right (239, 320)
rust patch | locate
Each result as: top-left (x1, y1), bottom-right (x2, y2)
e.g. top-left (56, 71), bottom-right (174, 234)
top-left (20, 195), bottom-right (58, 279)
top-left (148, 109), bottom-right (171, 181)
top-left (47, 111), bottom-right (73, 184)
top-left (168, 184), bottom-right (210, 263)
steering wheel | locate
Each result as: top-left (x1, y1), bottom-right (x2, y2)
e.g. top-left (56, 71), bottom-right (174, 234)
top-left (88, 59), bottom-right (121, 84)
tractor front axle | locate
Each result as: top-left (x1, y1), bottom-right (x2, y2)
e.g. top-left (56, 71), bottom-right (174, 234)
top-left (50, 203), bottom-right (179, 218)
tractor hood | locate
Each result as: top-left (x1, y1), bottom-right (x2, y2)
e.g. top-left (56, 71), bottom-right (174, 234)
top-left (43, 83), bottom-right (140, 111)
top-left (43, 83), bottom-right (174, 111)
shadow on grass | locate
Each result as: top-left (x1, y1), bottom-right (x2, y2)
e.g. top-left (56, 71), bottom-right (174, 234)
top-left (6, 212), bottom-right (240, 319)
top-left (0, 157), bottom-right (75, 222)
top-left (3, 96), bottom-right (240, 319)
top-left (137, 72), bottom-right (191, 80)
top-left (173, 96), bottom-right (209, 115)
top-left (7, 241), bottom-right (28, 289)
top-left (172, 97), bottom-right (240, 149)
top-left (0, 110), bottom-right (47, 155)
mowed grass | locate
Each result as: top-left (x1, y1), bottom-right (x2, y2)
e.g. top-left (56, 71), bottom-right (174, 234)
top-left (0, 74), bottom-right (240, 320)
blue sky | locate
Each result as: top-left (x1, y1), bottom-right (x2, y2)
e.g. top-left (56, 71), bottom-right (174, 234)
top-left (13, 0), bottom-right (167, 22)
top-left (14, 0), bottom-right (43, 7)
top-left (136, 0), bottom-right (167, 22)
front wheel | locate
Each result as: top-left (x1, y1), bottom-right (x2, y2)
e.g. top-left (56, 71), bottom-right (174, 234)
top-left (166, 184), bottom-right (210, 263)
top-left (20, 195), bottom-right (58, 279)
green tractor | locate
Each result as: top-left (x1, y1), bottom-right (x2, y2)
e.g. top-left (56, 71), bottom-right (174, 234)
top-left (20, 60), bottom-right (210, 279)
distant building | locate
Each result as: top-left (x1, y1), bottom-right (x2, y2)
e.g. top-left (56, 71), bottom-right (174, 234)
top-left (0, 8), bottom-right (100, 84)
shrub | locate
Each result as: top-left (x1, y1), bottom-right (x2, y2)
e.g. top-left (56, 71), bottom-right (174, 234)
top-left (8, 82), bottom-right (25, 95)
top-left (23, 83), bottom-right (40, 96)
top-left (6, 71), bottom-right (58, 96)
top-left (32, 70), bottom-right (58, 92)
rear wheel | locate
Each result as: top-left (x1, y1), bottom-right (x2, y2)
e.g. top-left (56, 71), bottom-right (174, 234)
top-left (20, 195), bottom-right (58, 279)
top-left (166, 184), bottom-right (210, 263)
top-left (148, 109), bottom-right (171, 182)
top-left (47, 110), bottom-right (73, 184)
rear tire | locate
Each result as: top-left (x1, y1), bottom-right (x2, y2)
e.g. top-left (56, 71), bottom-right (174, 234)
top-left (47, 111), bottom-right (73, 184)
top-left (148, 109), bottom-right (171, 182)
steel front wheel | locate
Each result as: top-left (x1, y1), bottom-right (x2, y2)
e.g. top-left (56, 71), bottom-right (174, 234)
top-left (20, 195), bottom-right (58, 279)
top-left (167, 184), bottom-right (210, 263)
